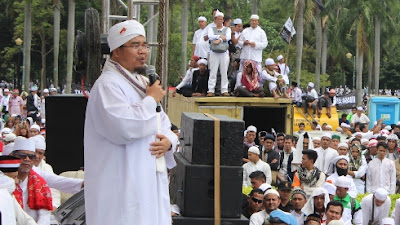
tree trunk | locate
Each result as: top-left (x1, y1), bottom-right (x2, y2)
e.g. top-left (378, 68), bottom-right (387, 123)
top-left (321, 24), bottom-right (327, 75)
top-left (251, 0), bottom-right (259, 15)
top-left (226, 0), bottom-right (232, 17)
top-left (65, 0), bottom-right (75, 94)
top-left (374, 16), bottom-right (381, 95)
top-left (295, 0), bottom-right (304, 85)
top-left (315, 6), bottom-right (322, 93)
top-left (356, 16), bottom-right (363, 106)
top-left (53, 0), bottom-right (60, 89)
top-left (189, 0), bottom-right (195, 33)
top-left (23, 0), bottom-right (32, 91)
top-left (368, 58), bottom-right (373, 96)
top-left (181, 0), bottom-right (188, 77)
top-left (40, 31), bottom-right (46, 91)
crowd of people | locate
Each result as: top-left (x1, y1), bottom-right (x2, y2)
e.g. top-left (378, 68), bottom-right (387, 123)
top-left (0, 85), bottom-right (84, 225)
top-left (234, 112), bottom-right (400, 225)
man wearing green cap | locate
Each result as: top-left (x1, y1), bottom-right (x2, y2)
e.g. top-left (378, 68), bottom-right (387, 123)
top-left (330, 135), bottom-right (341, 150)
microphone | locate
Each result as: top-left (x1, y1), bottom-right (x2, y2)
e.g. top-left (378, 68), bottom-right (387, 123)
top-left (146, 65), bottom-right (161, 112)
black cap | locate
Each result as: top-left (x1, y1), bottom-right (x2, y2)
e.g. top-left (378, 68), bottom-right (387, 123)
top-left (277, 181), bottom-right (292, 191)
top-left (265, 134), bottom-right (275, 141)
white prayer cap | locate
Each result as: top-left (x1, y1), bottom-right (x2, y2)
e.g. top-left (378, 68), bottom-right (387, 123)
top-left (214, 10), bottom-right (224, 18)
top-left (259, 183), bottom-right (272, 192)
top-left (197, 16), bottom-right (207, 22)
top-left (248, 146), bottom-right (260, 155)
top-left (250, 14), bottom-right (260, 20)
top-left (387, 134), bottom-right (399, 140)
top-left (50, 88), bottom-right (57, 93)
top-left (43, 88), bottom-right (49, 93)
top-left (197, 59), bottom-right (208, 66)
top-left (397, 121), bottom-right (400, 126)
top-left (361, 138), bottom-right (369, 145)
top-left (345, 124), bottom-right (351, 128)
top-left (277, 55), bottom-right (284, 61)
top-left (2, 143), bottom-right (15, 156)
top-left (321, 133), bottom-right (332, 139)
top-left (107, 20), bottom-right (146, 52)
top-left (337, 142), bottom-right (348, 149)
top-left (326, 125), bottom-right (332, 130)
top-left (382, 218), bottom-right (395, 225)
top-left (4, 133), bottom-right (16, 142)
top-left (30, 85), bottom-right (38, 91)
top-left (246, 125), bottom-right (257, 133)
top-left (1, 128), bottom-right (11, 135)
top-left (30, 124), bottom-right (40, 131)
top-left (313, 137), bottom-right (321, 141)
top-left (323, 182), bottom-right (336, 196)
top-left (26, 117), bottom-right (33, 126)
top-left (352, 132), bottom-right (363, 138)
top-left (328, 220), bottom-right (344, 225)
top-left (13, 136), bottom-right (35, 152)
top-left (335, 176), bottom-right (351, 189)
top-left (264, 188), bottom-right (280, 197)
top-left (265, 58), bottom-right (275, 66)
top-left (384, 125), bottom-right (392, 131)
top-left (373, 188), bottom-right (388, 201)
top-left (356, 106), bottom-right (363, 111)
top-left (31, 136), bottom-right (46, 150)
top-left (340, 123), bottom-right (347, 127)
top-left (332, 155), bottom-right (349, 165)
top-left (308, 82), bottom-right (314, 88)
top-left (233, 18), bottom-right (242, 25)
top-left (4, 88), bottom-right (9, 93)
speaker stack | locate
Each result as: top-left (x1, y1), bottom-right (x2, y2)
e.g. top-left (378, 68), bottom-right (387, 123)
top-left (170, 112), bottom-right (248, 224)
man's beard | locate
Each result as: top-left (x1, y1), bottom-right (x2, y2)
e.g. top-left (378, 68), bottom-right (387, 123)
top-left (134, 66), bottom-right (146, 75)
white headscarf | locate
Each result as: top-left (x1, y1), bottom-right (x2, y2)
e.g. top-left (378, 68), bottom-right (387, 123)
top-left (302, 187), bottom-right (330, 215)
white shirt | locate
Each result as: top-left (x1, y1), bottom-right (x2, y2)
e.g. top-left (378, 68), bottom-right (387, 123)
top-left (249, 209), bottom-right (268, 225)
top-left (366, 158), bottom-right (396, 194)
top-left (238, 26), bottom-right (268, 63)
top-left (84, 66), bottom-right (178, 225)
top-left (291, 210), bottom-right (306, 225)
top-left (234, 31), bottom-right (241, 48)
top-left (361, 194), bottom-right (391, 225)
top-left (278, 63), bottom-right (290, 77)
top-left (207, 26), bottom-right (232, 55)
top-left (0, 188), bottom-right (16, 225)
top-left (243, 159), bottom-right (272, 186)
top-left (175, 68), bottom-right (199, 90)
top-left (19, 177), bottom-right (50, 225)
top-left (351, 155), bottom-right (368, 194)
top-left (1, 94), bottom-right (10, 110)
top-left (35, 160), bottom-right (61, 208)
top-left (291, 87), bottom-right (302, 102)
top-left (341, 203), bottom-right (363, 225)
top-left (308, 89), bottom-right (319, 99)
top-left (279, 149), bottom-right (293, 180)
top-left (314, 147), bottom-right (339, 174)
top-left (351, 113), bottom-right (370, 124)
top-left (192, 28), bottom-right (209, 58)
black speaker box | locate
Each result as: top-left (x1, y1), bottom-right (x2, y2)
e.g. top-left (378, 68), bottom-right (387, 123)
top-left (170, 153), bottom-right (243, 218)
top-left (172, 215), bottom-right (249, 225)
top-left (54, 189), bottom-right (85, 224)
top-left (180, 112), bottom-right (244, 166)
top-left (45, 95), bottom-right (87, 174)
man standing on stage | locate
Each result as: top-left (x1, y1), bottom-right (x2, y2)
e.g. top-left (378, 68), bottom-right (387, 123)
top-left (84, 20), bottom-right (178, 225)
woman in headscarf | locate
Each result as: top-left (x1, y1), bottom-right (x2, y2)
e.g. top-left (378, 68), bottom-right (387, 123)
top-left (233, 60), bottom-right (264, 97)
top-left (347, 143), bottom-right (368, 194)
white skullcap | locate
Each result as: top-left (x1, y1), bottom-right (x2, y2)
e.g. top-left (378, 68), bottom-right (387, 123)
top-left (265, 58), bottom-right (275, 66)
top-left (197, 16), bottom-right (207, 22)
top-left (30, 85), bottom-right (38, 91)
top-left (328, 220), bottom-right (344, 225)
top-left (246, 125), bottom-right (257, 133)
top-left (4, 88), bottom-right (9, 92)
top-left (107, 20), bottom-right (146, 52)
top-left (313, 137), bottom-right (321, 141)
top-left (308, 82), bottom-right (314, 88)
top-left (326, 125), bottom-right (332, 130)
top-left (264, 188), bottom-right (280, 197)
top-left (250, 14), bottom-right (260, 20)
top-left (5, 133), bottom-right (16, 142)
top-left (382, 218), bottom-right (395, 225)
top-left (214, 10), bottom-right (224, 18)
top-left (13, 136), bottom-right (35, 152)
top-left (361, 138), bottom-right (369, 144)
top-left (50, 88), bottom-right (57, 93)
top-left (321, 133), bottom-right (332, 139)
top-left (345, 124), bottom-right (351, 128)
top-left (323, 182), bottom-right (336, 196)
top-left (340, 123), bottom-right (347, 127)
top-left (2, 143), bottom-right (15, 156)
top-left (356, 106), bottom-right (363, 111)
top-left (233, 18), bottom-right (242, 25)
top-left (335, 176), bottom-right (351, 189)
top-left (11, 114), bottom-right (17, 117)
top-left (337, 142), bottom-right (348, 149)
top-left (43, 88), bottom-right (49, 93)
top-left (352, 132), bottom-right (363, 137)
top-left (41, 118), bottom-right (46, 124)
top-left (277, 55), bottom-right (284, 61)
top-left (26, 117), bottom-right (33, 125)
top-left (31, 135), bottom-right (46, 150)
top-left (197, 59), bottom-right (208, 66)
top-left (387, 134), bottom-right (399, 140)
top-left (30, 124), bottom-right (40, 131)
top-left (373, 188), bottom-right (388, 201)
top-left (248, 146), bottom-right (260, 155)
top-left (332, 155), bottom-right (349, 165)
top-left (397, 121), bottom-right (400, 126)
top-left (1, 128), bottom-right (11, 135)
top-left (384, 125), bottom-right (392, 131)
top-left (259, 183), bottom-right (272, 192)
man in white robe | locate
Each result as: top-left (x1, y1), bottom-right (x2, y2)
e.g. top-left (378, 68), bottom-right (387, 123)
top-left (366, 142), bottom-right (396, 194)
top-left (243, 146), bottom-right (272, 186)
top-left (315, 133), bottom-right (339, 174)
top-left (192, 16), bottom-right (209, 59)
top-left (84, 20), bottom-right (178, 225)
top-left (361, 188), bottom-right (391, 225)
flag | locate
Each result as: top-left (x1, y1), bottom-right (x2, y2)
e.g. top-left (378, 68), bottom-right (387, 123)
top-left (280, 18), bottom-right (296, 44)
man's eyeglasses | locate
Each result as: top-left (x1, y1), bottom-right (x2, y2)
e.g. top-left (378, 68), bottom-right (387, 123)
top-left (120, 44), bottom-right (150, 51)
top-left (251, 197), bottom-right (263, 204)
top-left (14, 152), bottom-right (36, 160)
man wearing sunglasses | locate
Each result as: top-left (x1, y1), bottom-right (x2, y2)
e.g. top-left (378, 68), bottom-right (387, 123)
top-left (242, 188), bottom-right (264, 219)
top-left (11, 136), bottom-right (52, 225)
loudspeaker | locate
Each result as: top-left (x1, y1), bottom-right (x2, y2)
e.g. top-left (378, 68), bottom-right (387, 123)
top-left (172, 215), bottom-right (249, 225)
top-left (45, 95), bottom-right (87, 174)
top-left (170, 153), bottom-right (243, 218)
top-left (54, 189), bottom-right (85, 224)
top-left (180, 112), bottom-right (244, 166)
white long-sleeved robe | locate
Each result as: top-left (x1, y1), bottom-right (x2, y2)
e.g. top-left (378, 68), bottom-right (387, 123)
top-left (238, 26), bottom-right (268, 63)
top-left (361, 194), bottom-right (391, 225)
top-left (35, 160), bottom-right (61, 208)
top-left (314, 147), bottom-right (339, 174)
top-left (366, 158), bottom-right (396, 194)
top-left (0, 188), bottom-right (16, 225)
top-left (242, 159), bottom-right (272, 186)
top-left (84, 70), bottom-right (177, 225)
top-left (32, 166), bottom-right (83, 194)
